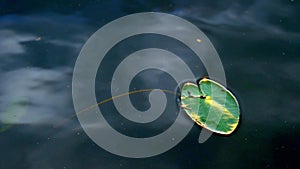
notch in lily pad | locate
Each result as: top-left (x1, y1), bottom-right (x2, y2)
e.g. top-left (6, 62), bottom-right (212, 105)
top-left (181, 78), bottom-right (240, 135)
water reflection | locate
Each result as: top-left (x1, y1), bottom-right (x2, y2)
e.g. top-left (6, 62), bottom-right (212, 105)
top-left (0, 0), bottom-right (299, 168)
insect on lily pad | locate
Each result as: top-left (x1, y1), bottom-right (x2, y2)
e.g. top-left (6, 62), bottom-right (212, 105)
top-left (181, 78), bottom-right (240, 135)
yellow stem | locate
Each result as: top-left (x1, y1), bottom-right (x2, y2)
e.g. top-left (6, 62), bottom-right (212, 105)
top-left (53, 89), bottom-right (178, 128)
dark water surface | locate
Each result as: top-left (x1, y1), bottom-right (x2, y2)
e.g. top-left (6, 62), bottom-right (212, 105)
top-left (0, 1), bottom-right (299, 169)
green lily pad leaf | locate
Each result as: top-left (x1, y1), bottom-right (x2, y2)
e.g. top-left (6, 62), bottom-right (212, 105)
top-left (181, 78), bottom-right (240, 135)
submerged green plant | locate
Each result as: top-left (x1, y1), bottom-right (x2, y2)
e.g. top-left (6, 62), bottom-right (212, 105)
top-left (0, 98), bottom-right (28, 133)
top-left (181, 78), bottom-right (240, 135)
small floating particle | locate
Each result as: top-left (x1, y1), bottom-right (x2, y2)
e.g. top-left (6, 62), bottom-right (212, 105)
top-left (35, 36), bottom-right (42, 41)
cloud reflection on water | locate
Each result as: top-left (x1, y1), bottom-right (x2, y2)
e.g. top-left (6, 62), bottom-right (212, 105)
top-left (0, 67), bottom-right (72, 125)
top-left (0, 0), bottom-right (299, 168)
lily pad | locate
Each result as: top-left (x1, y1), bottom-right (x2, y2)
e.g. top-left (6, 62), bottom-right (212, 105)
top-left (181, 78), bottom-right (240, 135)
